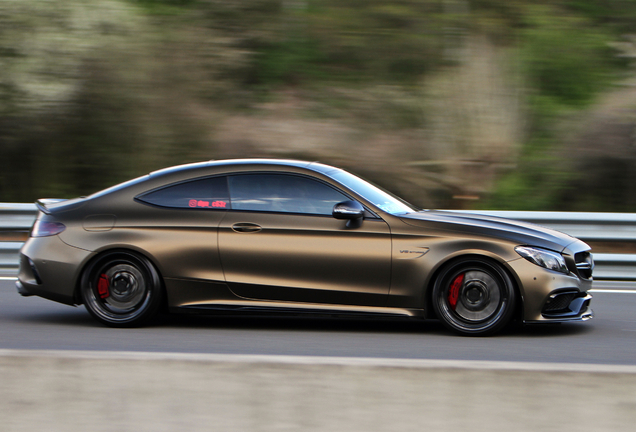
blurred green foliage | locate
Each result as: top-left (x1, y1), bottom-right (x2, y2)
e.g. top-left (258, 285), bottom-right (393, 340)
top-left (1, 0), bottom-right (636, 210)
top-left (483, 1), bottom-right (636, 211)
top-left (229, 0), bottom-right (448, 88)
top-left (523, 11), bottom-right (614, 106)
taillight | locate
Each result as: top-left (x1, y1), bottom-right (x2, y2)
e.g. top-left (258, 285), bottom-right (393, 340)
top-left (31, 220), bottom-right (66, 237)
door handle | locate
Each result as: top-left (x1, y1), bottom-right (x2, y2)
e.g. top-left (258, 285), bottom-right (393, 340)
top-left (231, 222), bottom-right (262, 233)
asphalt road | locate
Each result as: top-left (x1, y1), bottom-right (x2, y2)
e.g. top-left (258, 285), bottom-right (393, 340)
top-left (1, 279), bottom-right (635, 365)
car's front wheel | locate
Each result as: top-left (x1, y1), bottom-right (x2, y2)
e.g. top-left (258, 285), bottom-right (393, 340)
top-left (432, 257), bottom-right (516, 336)
top-left (80, 251), bottom-right (163, 327)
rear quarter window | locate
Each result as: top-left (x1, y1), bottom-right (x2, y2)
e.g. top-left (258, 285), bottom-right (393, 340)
top-left (136, 176), bottom-right (229, 209)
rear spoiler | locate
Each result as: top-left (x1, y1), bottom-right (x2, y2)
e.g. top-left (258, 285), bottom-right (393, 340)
top-left (36, 198), bottom-right (67, 215)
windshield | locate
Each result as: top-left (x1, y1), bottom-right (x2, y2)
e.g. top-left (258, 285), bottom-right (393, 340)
top-left (328, 170), bottom-right (419, 215)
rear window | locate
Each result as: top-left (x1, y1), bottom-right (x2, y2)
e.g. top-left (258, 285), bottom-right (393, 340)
top-left (136, 176), bottom-right (229, 209)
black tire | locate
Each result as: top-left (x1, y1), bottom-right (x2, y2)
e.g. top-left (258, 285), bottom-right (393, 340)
top-left (80, 251), bottom-right (163, 328)
top-left (432, 257), bottom-right (516, 336)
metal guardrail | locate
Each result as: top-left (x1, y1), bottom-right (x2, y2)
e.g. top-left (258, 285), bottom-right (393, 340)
top-left (0, 203), bottom-right (36, 276)
top-left (1, 203), bottom-right (635, 280)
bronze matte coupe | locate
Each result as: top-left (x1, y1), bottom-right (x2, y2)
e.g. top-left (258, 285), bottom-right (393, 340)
top-left (16, 159), bottom-right (593, 335)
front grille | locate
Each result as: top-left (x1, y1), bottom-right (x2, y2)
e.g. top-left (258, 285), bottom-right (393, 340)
top-left (543, 292), bottom-right (576, 313)
top-left (575, 251), bottom-right (594, 279)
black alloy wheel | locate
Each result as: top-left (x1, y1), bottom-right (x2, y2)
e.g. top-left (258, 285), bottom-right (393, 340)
top-left (80, 251), bottom-right (163, 327)
top-left (432, 257), bottom-right (516, 336)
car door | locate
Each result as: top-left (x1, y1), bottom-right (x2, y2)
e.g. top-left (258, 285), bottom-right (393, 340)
top-left (218, 173), bottom-right (392, 307)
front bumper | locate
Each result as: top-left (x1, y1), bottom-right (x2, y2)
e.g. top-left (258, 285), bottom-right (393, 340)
top-left (507, 257), bottom-right (593, 323)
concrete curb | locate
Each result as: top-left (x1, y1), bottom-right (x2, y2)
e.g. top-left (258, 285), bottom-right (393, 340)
top-left (2, 350), bottom-right (636, 432)
top-left (3, 349), bottom-right (636, 373)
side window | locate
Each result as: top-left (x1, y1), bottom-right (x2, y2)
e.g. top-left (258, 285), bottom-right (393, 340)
top-left (228, 174), bottom-right (348, 215)
top-left (137, 176), bottom-right (229, 209)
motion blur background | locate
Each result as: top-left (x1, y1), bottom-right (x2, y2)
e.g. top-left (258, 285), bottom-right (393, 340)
top-left (1, 0), bottom-right (635, 211)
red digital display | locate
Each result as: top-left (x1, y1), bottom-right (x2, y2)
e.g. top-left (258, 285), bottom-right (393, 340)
top-left (189, 199), bottom-right (227, 208)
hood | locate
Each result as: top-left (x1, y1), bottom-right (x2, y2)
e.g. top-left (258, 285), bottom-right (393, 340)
top-left (399, 210), bottom-right (586, 252)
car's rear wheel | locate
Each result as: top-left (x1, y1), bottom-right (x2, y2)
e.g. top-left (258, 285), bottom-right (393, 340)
top-left (432, 257), bottom-right (516, 336)
top-left (80, 251), bottom-right (163, 327)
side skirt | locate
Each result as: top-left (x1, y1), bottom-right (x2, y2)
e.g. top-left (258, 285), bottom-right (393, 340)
top-left (172, 300), bottom-right (424, 320)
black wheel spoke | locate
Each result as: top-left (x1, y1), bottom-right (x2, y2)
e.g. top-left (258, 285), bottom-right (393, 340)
top-left (432, 258), bottom-right (516, 336)
top-left (80, 251), bottom-right (163, 327)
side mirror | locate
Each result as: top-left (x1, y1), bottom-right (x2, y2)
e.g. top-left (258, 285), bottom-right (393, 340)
top-left (332, 201), bottom-right (364, 225)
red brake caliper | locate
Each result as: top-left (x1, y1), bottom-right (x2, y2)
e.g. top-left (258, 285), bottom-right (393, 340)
top-left (97, 274), bottom-right (110, 299)
top-left (448, 273), bottom-right (464, 311)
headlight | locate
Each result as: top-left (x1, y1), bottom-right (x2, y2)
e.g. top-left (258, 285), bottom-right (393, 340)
top-left (515, 246), bottom-right (569, 274)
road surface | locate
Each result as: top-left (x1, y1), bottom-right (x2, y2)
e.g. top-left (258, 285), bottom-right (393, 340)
top-left (1, 279), bottom-right (635, 365)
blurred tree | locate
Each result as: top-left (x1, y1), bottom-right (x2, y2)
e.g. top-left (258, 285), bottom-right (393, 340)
top-left (1, 0), bottom-right (636, 211)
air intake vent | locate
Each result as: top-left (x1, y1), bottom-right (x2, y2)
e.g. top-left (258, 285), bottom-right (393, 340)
top-left (542, 291), bottom-right (591, 318)
top-left (543, 292), bottom-right (576, 313)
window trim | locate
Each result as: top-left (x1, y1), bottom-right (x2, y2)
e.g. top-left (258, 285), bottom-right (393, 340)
top-left (134, 171), bottom-right (381, 219)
